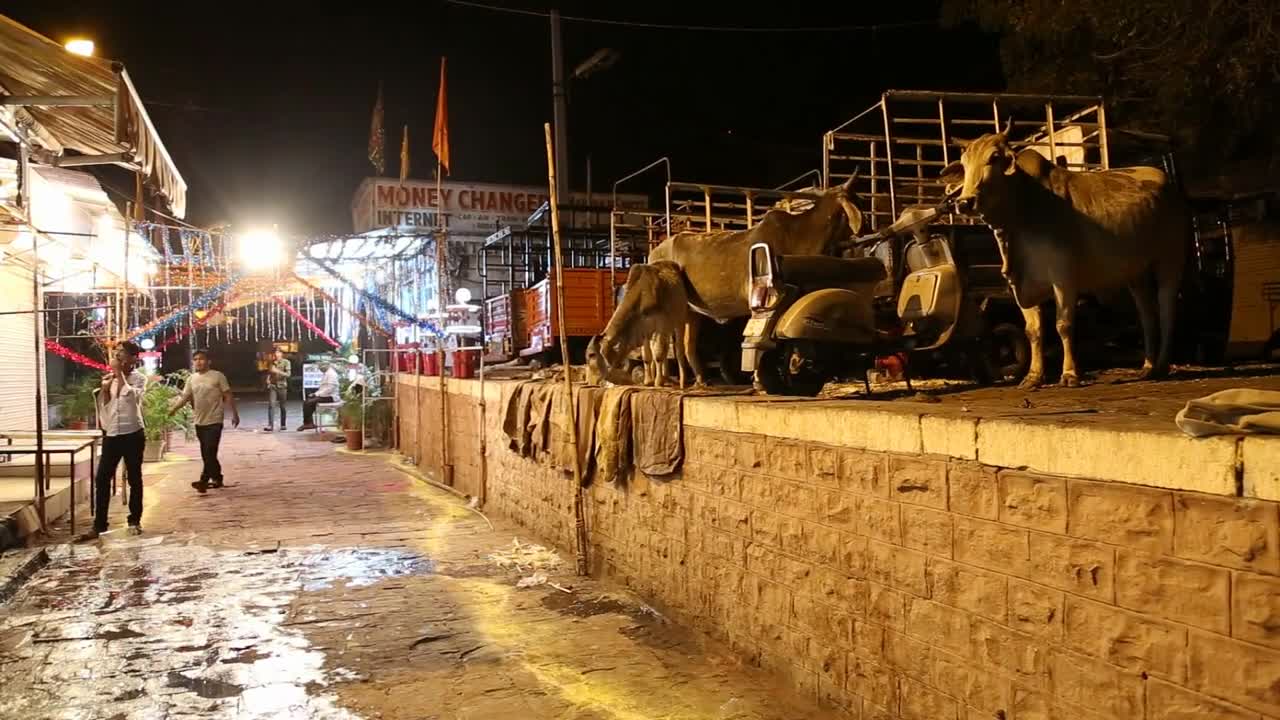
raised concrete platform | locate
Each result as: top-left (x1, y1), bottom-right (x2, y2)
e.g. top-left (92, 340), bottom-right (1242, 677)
top-left (405, 366), bottom-right (1280, 500)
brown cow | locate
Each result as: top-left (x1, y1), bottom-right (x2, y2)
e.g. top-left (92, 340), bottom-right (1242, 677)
top-left (938, 121), bottom-right (1187, 388)
top-left (647, 175), bottom-right (864, 322)
top-left (596, 260), bottom-right (703, 388)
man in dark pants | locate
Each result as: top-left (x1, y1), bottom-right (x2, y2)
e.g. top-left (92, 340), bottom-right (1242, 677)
top-left (81, 341), bottom-right (147, 540)
top-left (171, 349), bottom-right (239, 493)
top-left (298, 361), bottom-right (339, 430)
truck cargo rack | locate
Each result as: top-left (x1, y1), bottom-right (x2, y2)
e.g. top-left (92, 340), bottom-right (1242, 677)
top-left (822, 90), bottom-right (1112, 231)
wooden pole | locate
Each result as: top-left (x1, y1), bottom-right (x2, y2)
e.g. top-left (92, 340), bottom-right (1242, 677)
top-left (435, 158), bottom-right (452, 485)
top-left (544, 122), bottom-right (588, 576)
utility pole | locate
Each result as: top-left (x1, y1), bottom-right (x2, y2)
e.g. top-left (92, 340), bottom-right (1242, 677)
top-left (550, 8), bottom-right (570, 199)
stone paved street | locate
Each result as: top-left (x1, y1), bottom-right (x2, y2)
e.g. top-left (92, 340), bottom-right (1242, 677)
top-left (0, 402), bottom-right (837, 719)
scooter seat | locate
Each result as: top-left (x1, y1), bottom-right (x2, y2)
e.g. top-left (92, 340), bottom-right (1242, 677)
top-left (776, 255), bottom-right (888, 288)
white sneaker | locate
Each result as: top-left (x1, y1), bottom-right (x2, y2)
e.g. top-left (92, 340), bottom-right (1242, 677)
top-left (127, 525), bottom-right (142, 536)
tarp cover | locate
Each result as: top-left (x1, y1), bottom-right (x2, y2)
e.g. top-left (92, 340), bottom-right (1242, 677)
top-left (0, 15), bottom-right (187, 218)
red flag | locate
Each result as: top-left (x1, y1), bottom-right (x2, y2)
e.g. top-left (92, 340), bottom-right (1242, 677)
top-left (432, 57), bottom-right (450, 176)
top-left (368, 82), bottom-right (386, 176)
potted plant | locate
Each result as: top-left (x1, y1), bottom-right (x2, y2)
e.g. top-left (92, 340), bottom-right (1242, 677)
top-left (140, 375), bottom-right (193, 462)
top-left (338, 392), bottom-right (364, 451)
top-left (60, 375), bottom-right (100, 430)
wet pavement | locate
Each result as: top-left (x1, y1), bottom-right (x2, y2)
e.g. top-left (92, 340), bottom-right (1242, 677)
top-left (0, 401), bottom-right (835, 719)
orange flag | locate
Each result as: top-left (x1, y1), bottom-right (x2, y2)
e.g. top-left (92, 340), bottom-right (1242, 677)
top-left (432, 57), bottom-right (450, 176)
top-left (399, 125), bottom-right (410, 184)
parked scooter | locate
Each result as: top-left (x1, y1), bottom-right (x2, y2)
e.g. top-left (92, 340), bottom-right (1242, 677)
top-left (741, 202), bottom-right (1015, 396)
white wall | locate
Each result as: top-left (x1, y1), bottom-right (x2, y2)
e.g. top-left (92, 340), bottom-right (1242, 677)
top-left (0, 261), bottom-right (46, 431)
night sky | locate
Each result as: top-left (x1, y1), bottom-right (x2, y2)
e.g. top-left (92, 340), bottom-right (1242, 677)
top-left (5, 1), bottom-right (1003, 235)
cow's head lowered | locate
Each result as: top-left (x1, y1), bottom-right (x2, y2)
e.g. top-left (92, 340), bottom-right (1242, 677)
top-left (823, 172), bottom-right (866, 251)
top-left (938, 118), bottom-right (1019, 218)
top-left (597, 263), bottom-right (666, 369)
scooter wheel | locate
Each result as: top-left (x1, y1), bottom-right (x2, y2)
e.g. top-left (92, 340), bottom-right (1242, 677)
top-left (756, 347), bottom-right (825, 397)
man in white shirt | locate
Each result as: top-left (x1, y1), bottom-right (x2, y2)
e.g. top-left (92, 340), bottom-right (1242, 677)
top-left (84, 341), bottom-right (147, 539)
top-left (170, 349), bottom-right (239, 494)
top-left (298, 361), bottom-right (339, 430)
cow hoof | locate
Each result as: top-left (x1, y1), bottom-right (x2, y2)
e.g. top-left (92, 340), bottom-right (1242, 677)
top-left (1018, 375), bottom-right (1043, 391)
top-left (1060, 373), bottom-right (1081, 388)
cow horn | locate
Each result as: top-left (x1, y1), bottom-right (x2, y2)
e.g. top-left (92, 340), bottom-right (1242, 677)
top-left (840, 168), bottom-right (860, 191)
top-left (1001, 116), bottom-right (1014, 137)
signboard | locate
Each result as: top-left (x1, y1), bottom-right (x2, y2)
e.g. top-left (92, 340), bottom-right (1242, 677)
top-left (302, 363), bottom-right (323, 390)
top-left (351, 177), bottom-right (649, 236)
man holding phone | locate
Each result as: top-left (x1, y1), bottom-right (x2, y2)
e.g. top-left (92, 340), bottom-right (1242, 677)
top-left (82, 340), bottom-right (148, 539)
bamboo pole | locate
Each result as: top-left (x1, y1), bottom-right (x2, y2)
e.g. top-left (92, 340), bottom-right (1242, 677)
top-left (544, 123), bottom-right (588, 576)
top-left (435, 157), bottom-right (452, 485)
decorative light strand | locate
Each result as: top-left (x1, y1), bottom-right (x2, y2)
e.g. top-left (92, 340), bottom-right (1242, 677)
top-left (273, 297), bottom-right (340, 348)
top-left (291, 273), bottom-right (395, 339)
top-left (153, 294), bottom-right (237, 352)
top-left (45, 339), bottom-right (111, 372)
top-left (128, 275), bottom-right (240, 342)
top-left (308, 257), bottom-right (442, 336)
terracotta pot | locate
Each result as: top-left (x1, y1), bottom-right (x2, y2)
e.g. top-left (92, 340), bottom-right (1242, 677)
top-left (68, 420), bottom-right (89, 430)
top-left (344, 429), bottom-right (363, 451)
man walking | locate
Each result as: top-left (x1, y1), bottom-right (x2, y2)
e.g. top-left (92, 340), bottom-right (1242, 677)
top-left (170, 349), bottom-right (240, 493)
top-left (264, 347), bottom-right (290, 432)
top-left (298, 360), bottom-right (339, 430)
top-left (82, 341), bottom-right (147, 539)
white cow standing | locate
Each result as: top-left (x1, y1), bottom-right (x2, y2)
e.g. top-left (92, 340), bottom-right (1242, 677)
top-left (938, 120), bottom-right (1188, 388)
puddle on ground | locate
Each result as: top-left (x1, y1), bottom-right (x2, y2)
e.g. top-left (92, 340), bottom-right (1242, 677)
top-left (290, 546), bottom-right (434, 591)
top-left (540, 592), bottom-right (636, 618)
top-left (167, 670), bottom-right (245, 699)
top-left (0, 540), bottom-right (433, 718)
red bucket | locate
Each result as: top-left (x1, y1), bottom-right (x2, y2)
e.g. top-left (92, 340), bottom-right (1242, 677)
top-left (421, 351), bottom-right (441, 376)
top-left (452, 349), bottom-right (479, 379)
top-left (397, 344), bottom-right (420, 373)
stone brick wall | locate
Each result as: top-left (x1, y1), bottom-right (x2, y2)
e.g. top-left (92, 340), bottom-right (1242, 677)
top-left (406, 379), bottom-right (1280, 719)
top-left (395, 379), bottom-right (485, 501)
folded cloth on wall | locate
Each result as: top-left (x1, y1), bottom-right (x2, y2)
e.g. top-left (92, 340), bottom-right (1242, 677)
top-left (549, 385), bottom-right (576, 472)
top-left (1175, 389), bottom-right (1280, 437)
top-left (631, 389), bottom-right (684, 477)
top-left (502, 381), bottom-right (536, 454)
top-left (576, 385), bottom-right (606, 484)
top-left (595, 386), bottom-right (636, 485)
top-left (527, 384), bottom-right (557, 459)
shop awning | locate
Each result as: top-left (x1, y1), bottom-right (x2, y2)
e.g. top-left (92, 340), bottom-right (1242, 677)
top-left (0, 15), bottom-right (187, 218)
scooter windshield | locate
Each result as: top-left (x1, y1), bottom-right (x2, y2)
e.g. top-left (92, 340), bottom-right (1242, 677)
top-left (904, 237), bottom-right (950, 272)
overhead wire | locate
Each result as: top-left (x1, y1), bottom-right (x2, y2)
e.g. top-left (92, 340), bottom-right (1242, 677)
top-left (441, 0), bottom-right (934, 33)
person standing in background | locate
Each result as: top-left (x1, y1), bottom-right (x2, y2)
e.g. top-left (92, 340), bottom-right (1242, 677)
top-left (81, 341), bottom-right (147, 540)
top-left (170, 349), bottom-right (240, 493)
top-left (264, 347), bottom-right (291, 432)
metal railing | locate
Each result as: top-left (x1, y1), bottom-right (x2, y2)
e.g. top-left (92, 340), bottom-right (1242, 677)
top-left (822, 90), bottom-right (1111, 230)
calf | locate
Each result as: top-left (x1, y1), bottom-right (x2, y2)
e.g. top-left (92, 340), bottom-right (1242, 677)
top-left (597, 261), bottom-right (704, 388)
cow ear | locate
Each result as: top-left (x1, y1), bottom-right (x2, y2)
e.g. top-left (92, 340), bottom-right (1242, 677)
top-left (1003, 147), bottom-right (1019, 175)
top-left (939, 159), bottom-right (965, 185)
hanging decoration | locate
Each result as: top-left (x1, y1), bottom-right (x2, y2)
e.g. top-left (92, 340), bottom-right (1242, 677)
top-left (45, 339), bottom-right (111, 372)
top-left (292, 273), bottom-right (395, 339)
top-left (308, 256), bottom-right (442, 336)
top-left (273, 297), bottom-right (340, 348)
top-left (153, 294), bottom-right (238, 353)
top-left (128, 275), bottom-right (240, 342)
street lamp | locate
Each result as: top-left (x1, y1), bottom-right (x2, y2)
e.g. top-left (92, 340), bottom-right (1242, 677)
top-left (65, 39), bottom-right (94, 57)
top-left (572, 48), bottom-right (619, 81)
top-left (237, 228), bottom-right (286, 272)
